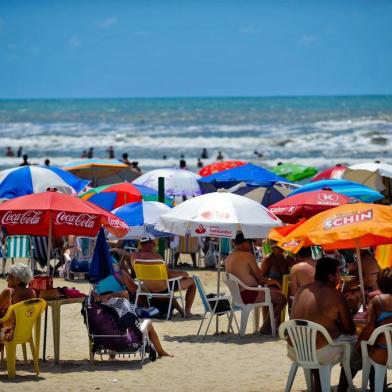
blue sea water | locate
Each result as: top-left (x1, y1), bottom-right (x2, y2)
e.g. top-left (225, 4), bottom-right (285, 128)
top-left (0, 96), bottom-right (391, 172)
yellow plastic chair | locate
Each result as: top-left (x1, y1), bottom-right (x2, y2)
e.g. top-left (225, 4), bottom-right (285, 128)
top-left (0, 298), bottom-right (46, 378)
top-left (281, 274), bottom-right (291, 322)
top-left (133, 259), bottom-right (185, 320)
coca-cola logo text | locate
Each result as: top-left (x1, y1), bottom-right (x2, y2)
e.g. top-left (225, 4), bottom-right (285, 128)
top-left (55, 211), bottom-right (98, 228)
top-left (1, 210), bottom-right (44, 225)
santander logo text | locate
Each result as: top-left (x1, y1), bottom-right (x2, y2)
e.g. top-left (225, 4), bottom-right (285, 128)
top-left (55, 211), bottom-right (98, 228)
top-left (1, 210), bottom-right (44, 225)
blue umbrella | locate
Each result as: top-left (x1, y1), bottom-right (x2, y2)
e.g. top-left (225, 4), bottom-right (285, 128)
top-left (0, 166), bottom-right (89, 199)
top-left (233, 184), bottom-right (291, 207)
top-left (288, 179), bottom-right (384, 203)
top-left (198, 163), bottom-right (289, 192)
top-left (89, 227), bottom-right (114, 283)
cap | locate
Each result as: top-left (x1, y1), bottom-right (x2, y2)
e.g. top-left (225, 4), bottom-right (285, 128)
top-left (234, 232), bottom-right (255, 245)
top-left (140, 236), bottom-right (154, 244)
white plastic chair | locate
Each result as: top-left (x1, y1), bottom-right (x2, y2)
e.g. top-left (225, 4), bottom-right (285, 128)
top-left (361, 323), bottom-right (392, 392)
top-left (279, 319), bottom-right (354, 392)
top-left (193, 275), bottom-right (240, 337)
top-left (223, 272), bottom-right (276, 337)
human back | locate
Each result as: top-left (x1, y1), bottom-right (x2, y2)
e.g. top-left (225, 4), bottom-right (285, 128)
top-left (225, 249), bottom-right (260, 288)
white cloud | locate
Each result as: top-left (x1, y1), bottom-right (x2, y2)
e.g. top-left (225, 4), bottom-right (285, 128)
top-left (97, 16), bottom-right (118, 28)
top-left (299, 34), bottom-right (319, 47)
top-left (239, 26), bottom-right (263, 35)
top-left (69, 36), bottom-right (82, 48)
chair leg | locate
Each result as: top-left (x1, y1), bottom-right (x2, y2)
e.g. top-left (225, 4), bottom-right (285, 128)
top-left (253, 307), bottom-right (260, 332)
top-left (341, 358), bottom-right (354, 391)
top-left (22, 343), bottom-right (28, 363)
top-left (240, 308), bottom-right (251, 336)
top-left (285, 363), bottom-right (298, 392)
top-left (361, 359), bottom-right (371, 392)
top-left (197, 312), bottom-right (207, 335)
top-left (374, 363), bottom-right (387, 392)
top-left (167, 291), bottom-right (174, 320)
top-left (303, 369), bottom-right (312, 392)
top-left (269, 304), bottom-right (276, 337)
top-left (5, 343), bottom-right (17, 378)
top-left (203, 313), bottom-right (215, 338)
top-left (232, 312), bottom-right (240, 333)
top-left (319, 365), bottom-right (332, 392)
top-left (29, 340), bottom-right (39, 375)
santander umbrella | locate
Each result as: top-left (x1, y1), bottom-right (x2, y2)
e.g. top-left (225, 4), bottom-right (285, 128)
top-left (0, 166), bottom-right (89, 199)
top-left (133, 168), bottom-right (201, 197)
top-left (288, 179), bottom-right (384, 203)
top-left (80, 182), bottom-right (142, 211)
top-left (271, 163), bottom-right (317, 182)
top-left (0, 189), bottom-right (129, 271)
top-left (63, 159), bottom-right (140, 187)
top-left (277, 203), bottom-right (392, 305)
top-left (268, 190), bottom-right (352, 223)
top-left (198, 160), bottom-right (246, 177)
top-left (111, 201), bottom-right (172, 239)
top-left (311, 164), bottom-right (347, 182)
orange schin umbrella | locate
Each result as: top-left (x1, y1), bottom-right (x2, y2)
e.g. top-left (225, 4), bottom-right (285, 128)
top-left (277, 203), bottom-right (392, 304)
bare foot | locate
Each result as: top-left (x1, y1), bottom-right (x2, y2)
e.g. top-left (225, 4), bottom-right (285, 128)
top-left (185, 311), bottom-right (196, 318)
top-left (158, 351), bottom-right (174, 358)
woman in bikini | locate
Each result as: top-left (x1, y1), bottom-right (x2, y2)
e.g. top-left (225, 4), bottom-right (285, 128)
top-left (0, 263), bottom-right (36, 342)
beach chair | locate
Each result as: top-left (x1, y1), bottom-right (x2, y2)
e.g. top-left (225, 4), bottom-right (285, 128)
top-left (173, 235), bottom-right (201, 268)
top-left (361, 323), bottom-right (392, 392)
top-left (193, 274), bottom-right (240, 337)
top-left (279, 319), bottom-right (354, 392)
top-left (133, 259), bottom-right (185, 320)
top-left (2, 235), bottom-right (33, 276)
top-left (31, 236), bottom-right (61, 274)
top-left (223, 272), bottom-right (276, 337)
top-left (64, 237), bottom-right (95, 280)
top-left (83, 296), bottom-right (149, 368)
top-left (0, 298), bottom-right (46, 378)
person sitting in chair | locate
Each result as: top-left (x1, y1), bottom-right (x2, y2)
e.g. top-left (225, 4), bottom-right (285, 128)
top-left (131, 237), bottom-right (196, 317)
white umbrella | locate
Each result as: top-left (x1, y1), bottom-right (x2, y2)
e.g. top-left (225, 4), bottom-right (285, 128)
top-left (133, 168), bottom-right (201, 197)
top-left (155, 192), bottom-right (282, 239)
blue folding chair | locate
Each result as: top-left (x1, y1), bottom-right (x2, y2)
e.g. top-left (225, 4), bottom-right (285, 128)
top-left (2, 235), bottom-right (33, 276)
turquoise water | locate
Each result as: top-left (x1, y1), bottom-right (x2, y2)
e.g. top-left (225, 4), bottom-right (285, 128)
top-left (0, 96), bottom-right (391, 171)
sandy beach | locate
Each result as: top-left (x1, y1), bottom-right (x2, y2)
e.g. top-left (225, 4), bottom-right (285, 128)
top-left (0, 267), bottom-right (372, 392)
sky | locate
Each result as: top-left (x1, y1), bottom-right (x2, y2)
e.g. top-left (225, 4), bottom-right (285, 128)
top-left (0, 0), bottom-right (392, 98)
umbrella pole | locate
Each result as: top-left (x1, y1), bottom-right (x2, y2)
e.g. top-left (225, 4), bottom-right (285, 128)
top-left (215, 237), bottom-right (222, 333)
top-left (47, 214), bottom-right (53, 276)
top-left (355, 246), bottom-right (367, 309)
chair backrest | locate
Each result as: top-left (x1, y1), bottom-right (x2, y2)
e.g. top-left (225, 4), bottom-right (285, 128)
top-left (178, 235), bottom-right (199, 254)
top-left (133, 259), bottom-right (169, 281)
top-left (366, 323), bottom-right (392, 368)
top-left (6, 235), bottom-right (32, 259)
top-left (6, 298), bottom-right (46, 344)
top-left (223, 272), bottom-right (245, 306)
top-left (278, 319), bottom-right (334, 367)
top-left (193, 275), bottom-right (212, 313)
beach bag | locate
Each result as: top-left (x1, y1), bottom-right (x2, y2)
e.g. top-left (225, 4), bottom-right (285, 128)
top-left (148, 298), bottom-right (174, 319)
top-left (29, 275), bottom-right (53, 295)
top-left (204, 242), bottom-right (218, 268)
top-left (82, 298), bottom-right (142, 353)
top-left (206, 293), bottom-right (231, 314)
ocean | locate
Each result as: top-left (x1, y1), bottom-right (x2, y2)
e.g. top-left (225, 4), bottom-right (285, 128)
top-left (0, 96), bottom-right (391, 173)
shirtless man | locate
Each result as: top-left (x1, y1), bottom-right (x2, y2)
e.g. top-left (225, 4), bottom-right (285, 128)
top-left (290, 257), bottom-right (360, 392)
top-left (131, 237), bottom-right (196, 317)
top-left (289, 247), bottom-right (315, 297)
top-left (225, 232), bottom-right (286, 334)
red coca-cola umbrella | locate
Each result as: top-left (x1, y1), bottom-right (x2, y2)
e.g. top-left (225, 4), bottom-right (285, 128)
top-left (311, 164), bottom-right (347, 182)
top-left (0, 189), bottom-right (129, 270)
top-left (268, 189), bottom-right (352, 223)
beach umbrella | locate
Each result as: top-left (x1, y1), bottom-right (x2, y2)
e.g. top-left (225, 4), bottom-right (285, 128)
top-left (287, 179), bottom-right (384, 203)
top-left (198, 160), bottom-right (246, 177)
top-left (0, 189), bottom-right (129, 271)
top-left (233, 183), bottom-right (296, 207)
top-left (311, 164), bottom-right (347, 182)
top-left (198, 163), bottom-right (287, 192)
top-left (133, 168), bottom-right (201, 197)
top-left (133, 184), bottom-right (173, 205)
top-left (63, 159), bottom-right (140, 187)
top-left (268, 190), bottom-right (352, 223)
top-left (268, 219), bottom-right (306, 242)
top-left (343, 162), bottom-right (392, 201)
top-left (277, 203), bottom-right (392, 305)
top-left (111, 201), bottom-right (172, 239)
top-left (89, 227), bottom-right (114, 283)
top-left (0, 166), bottom-right (89, 199)
top-left (79, 182), bottom-right (142, 211)
top-left (270, 163), bottom-right (318, 182)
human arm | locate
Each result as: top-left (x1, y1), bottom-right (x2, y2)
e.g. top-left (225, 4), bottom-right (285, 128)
top-left (92, 290), bottom-right (129, 302)
top-left (289, 268), bottom-right (298, 297)
top-left (357, 297), bottom-right (378, 346)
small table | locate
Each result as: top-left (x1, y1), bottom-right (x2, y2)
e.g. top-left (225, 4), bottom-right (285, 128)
top-left (42, 297), bottom-right (85, 364)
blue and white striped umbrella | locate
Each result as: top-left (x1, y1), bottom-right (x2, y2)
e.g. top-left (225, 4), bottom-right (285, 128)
top-left (0, 166), bottom-right (90, 199)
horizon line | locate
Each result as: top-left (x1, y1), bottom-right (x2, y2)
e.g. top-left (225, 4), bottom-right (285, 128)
top-left (1, 93), bottom-right (392, 101)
